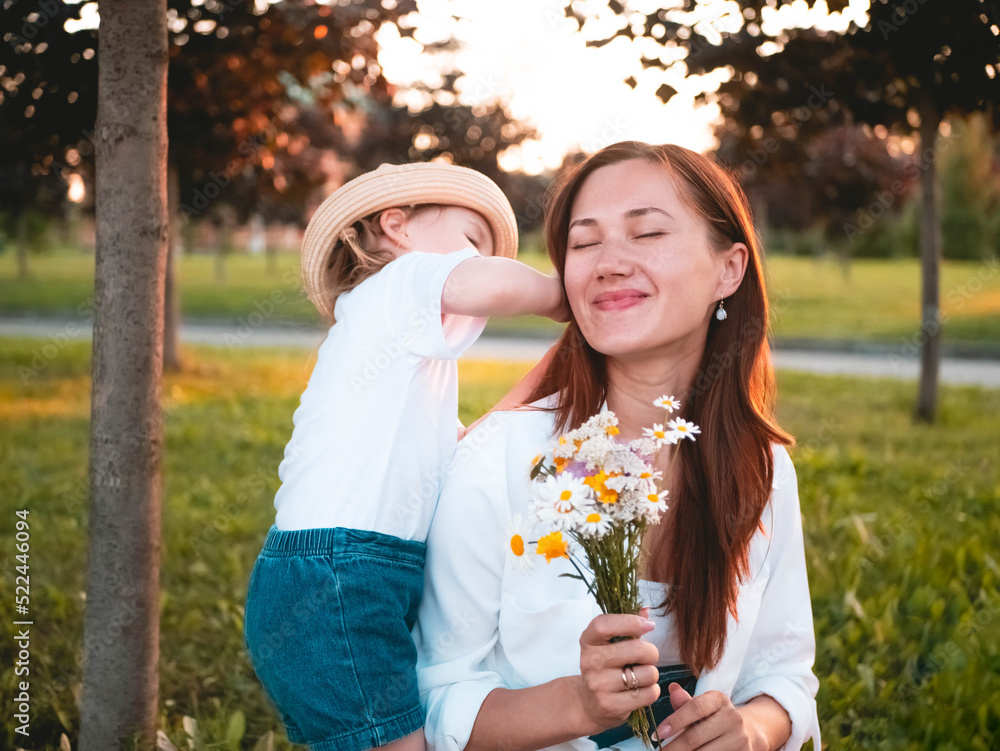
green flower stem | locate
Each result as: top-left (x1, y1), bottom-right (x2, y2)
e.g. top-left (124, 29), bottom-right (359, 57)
top-left (571, 519), bottom-right (655, 748)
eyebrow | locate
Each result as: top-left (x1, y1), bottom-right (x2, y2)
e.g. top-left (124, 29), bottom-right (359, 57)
top-left (568, 206), bottom-right (673, 230)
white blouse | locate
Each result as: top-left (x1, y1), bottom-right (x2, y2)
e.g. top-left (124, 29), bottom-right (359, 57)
top-left (413, 395), bottom-right (821, 751)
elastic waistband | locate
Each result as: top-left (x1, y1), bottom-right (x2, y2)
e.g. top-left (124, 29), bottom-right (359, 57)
top-left (259, 525), bottom-right (426, 566)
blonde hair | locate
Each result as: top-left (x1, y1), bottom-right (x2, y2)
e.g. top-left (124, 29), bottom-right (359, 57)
top-left (321, 204), bottom-right (440, 323)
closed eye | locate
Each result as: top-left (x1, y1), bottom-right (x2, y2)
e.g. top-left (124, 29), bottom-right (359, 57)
top-left (637, 231), bottom-right (665, 239)
top-left (570, 241), bottom-right (599, 250)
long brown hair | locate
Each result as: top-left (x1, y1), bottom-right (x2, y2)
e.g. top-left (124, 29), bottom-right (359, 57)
top-left (525, 141), bottom-right (792, 674)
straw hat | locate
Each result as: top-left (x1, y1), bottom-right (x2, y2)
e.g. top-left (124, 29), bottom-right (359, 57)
top-left (301, 162), bottom-right (519, 322)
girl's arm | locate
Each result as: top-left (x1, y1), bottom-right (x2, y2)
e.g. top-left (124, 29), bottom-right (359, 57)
top-left (441, 256), bottom-right (569, 321)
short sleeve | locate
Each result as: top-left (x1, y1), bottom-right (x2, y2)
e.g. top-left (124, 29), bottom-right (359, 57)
top-left (382, 247), bottom-right (488, 360)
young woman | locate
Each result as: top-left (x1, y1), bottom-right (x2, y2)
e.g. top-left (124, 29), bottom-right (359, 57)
top-left (413, 142), bottom-right (821, 750)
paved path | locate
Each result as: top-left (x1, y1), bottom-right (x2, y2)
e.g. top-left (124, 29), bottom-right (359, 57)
top-left (1, 316), bottom-right (998, 387)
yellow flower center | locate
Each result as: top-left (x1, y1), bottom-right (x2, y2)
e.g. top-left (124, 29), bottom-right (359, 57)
top-left (648, 494), bottom-right (660, 503)
top-left (586, 513), bottom-right (601, 523)
top-left (559, 489), bottom-right (573, 501)
top-left (654, 430), bottom-right (666, 439)
top-left (510, 534), bottom-right (524, 557)
top-left (640, 472), bottom-right (651, 479)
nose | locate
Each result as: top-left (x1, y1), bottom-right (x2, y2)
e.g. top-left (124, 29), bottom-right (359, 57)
top-left (593, 235), bottom-right (632, 280)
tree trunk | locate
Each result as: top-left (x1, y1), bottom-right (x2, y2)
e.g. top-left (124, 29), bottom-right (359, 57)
top-left (266, 240), bottom-right (278, 275)
top-left (16, 211), bottom-right (29, 279)
top-left (79, 0), bottom-right (168, 749)
top-left (915, 102), bottom-right (942, 423)
top-left (214, 211), bottom-right (230, 284)
top-left (164, 160), bottom-right (182, 373)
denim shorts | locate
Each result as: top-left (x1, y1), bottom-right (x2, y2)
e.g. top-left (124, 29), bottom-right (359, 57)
top-left (243, 525), bottom-right (426, 751)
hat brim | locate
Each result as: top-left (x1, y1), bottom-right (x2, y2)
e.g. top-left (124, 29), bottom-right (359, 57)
top-left (301, 162), bottom-right (519, 322)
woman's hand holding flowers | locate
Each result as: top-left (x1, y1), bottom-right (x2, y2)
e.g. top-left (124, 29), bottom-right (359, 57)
top-left (573, 607), bottom-right (662, 735)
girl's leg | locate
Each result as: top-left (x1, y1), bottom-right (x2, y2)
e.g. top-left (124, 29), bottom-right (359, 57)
top-left (375, 728), bottom-right (425, 751)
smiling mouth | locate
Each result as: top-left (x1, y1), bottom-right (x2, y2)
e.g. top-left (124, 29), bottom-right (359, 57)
top-left (593, 291), bottom-right (649, 311)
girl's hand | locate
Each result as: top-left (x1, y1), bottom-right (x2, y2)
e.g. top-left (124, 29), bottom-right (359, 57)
top-left (546, 272), bottom-right (572, 323)
top-left (655, 683), bottom-right (764, 751)
top-left (573, 607), bottom-right (661, 735)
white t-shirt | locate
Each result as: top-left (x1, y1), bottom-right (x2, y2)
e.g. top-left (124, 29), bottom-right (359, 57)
top-left (273, 246), bottom-right (488, 540)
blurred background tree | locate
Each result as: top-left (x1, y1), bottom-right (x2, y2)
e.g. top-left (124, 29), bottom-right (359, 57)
top-left (569, 0), bottom-right (1000, 422)
top-left (2, 0), bottom-right (420, 369)
top-left (1, 0), bottom-right (534, 368)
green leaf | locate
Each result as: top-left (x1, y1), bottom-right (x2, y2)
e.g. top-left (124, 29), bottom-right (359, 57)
top-left (226, 710), bottom-right (246, 749)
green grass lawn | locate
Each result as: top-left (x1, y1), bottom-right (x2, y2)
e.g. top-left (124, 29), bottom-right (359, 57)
top-left (2, 247), bottom-right (998, 344)
top-left (1, 338), bottom-right (998, 749)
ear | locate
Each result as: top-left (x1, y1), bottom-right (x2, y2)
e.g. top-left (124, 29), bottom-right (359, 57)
top-left (716, 241), bottom-right (749, 299)
top-left (376, 208), bottom-right (412, 252)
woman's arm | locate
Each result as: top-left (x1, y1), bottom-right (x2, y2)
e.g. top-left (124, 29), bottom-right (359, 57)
top-left (468, 678), bottom-right (587, 751)
top-left (738, 695), bottom-right (792, 751)
top-left (731, 446), bottom-right (820, 749)
top-left (467, 612), bottom-right (661, 751)
top-left (415, 412), bottom-right (521, 750)
top-left (441, 256), bottom-right (569, 321)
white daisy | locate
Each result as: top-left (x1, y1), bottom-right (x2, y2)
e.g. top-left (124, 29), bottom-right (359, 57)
top-left (643, 488), bottom-right (670, 511)
top-left (505, 514), bottom-right (537, 573)
top-left (531, 473), bottom-right (594, 530)
top-left (642, 423), bottom-right (678, 448)
top-left (654, 395), bottom-right (681, 413)
top-left (667, 418), bottom-right (701, 442)
top-left (579, 509), bottom-right (613, 538)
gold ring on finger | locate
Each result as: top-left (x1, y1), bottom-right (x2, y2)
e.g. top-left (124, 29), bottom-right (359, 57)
top-left (625, 666), bottom-right (639, 693)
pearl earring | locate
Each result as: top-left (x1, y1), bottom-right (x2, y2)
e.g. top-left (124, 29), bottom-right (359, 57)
top-left (715, 298), bottom-right (727, 321)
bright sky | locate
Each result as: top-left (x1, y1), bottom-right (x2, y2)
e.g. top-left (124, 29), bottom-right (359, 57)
top-left (62, 0), bottom-right (871, 175)
top-left (377, 0), bottom-right (871, 174)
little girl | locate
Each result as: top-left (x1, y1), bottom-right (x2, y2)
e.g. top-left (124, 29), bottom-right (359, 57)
top-left (243, 162), bottom-right (564, 751)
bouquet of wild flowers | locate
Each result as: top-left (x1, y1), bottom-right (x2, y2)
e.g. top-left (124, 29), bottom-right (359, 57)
top-left (510, 396), bottom-right (700, 748)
